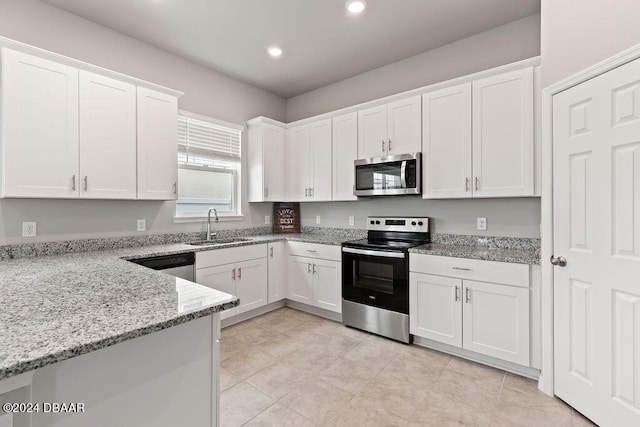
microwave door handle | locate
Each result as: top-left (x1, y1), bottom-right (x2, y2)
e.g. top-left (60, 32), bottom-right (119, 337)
top-left (400, 160), bottom-right (407, 188)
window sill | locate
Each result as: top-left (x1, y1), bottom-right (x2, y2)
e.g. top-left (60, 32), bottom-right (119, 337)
top-left (173, 214), bottom-right (245, 224)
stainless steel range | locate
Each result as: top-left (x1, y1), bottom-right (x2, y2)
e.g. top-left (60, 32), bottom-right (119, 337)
top-left (342, 216), bottom-right (430, 343)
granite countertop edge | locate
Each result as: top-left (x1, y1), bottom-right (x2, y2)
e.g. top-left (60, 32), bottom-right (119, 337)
top-left (409, 243), bottom-right (541, 265)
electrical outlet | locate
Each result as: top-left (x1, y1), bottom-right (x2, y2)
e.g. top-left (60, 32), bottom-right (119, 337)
top-left (137, 219), bottom-right (146, 232)
top-left (349, 216), bottom-right (355, 226)
top-left (265, 215), bottom-right (271, 224)
top-left (316, 215), bottom-right (321, 225)
top-left (22, 222), bottom-right (37, 237)
top-left (477, 217), bottom-right (487, 231)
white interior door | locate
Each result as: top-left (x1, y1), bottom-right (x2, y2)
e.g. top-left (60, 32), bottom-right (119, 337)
top-left (553, 56), bottom-right (640, 427)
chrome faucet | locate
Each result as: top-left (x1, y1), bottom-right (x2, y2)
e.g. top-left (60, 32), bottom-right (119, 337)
top-left (207, 208), bottom-right (219, 241)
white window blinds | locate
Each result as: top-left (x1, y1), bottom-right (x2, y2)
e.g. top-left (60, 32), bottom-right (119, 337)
top-left (178, 114), bottom-right (242, 160)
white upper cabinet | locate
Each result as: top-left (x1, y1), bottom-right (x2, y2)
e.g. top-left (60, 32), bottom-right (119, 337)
top-left (79, 71), bottom-right (137, 199)
top-left (1, 46), bottom-right (180, 200)
top-left (1, 48), bottom-right (79, 198)
top-left (422, 68), bottom-right (534, 199)
top-left (332, 112), bottom-right (358, 201)
top-left (422, 83), bottom-right (472, 198)
top-left (358, 95), bottom-right (421, 159)
top-left (136, 87), bottom-right (178, 200)
top-left (472, 68), bottom-right (534, 197)
top-left (286, 118), bottom-right (332, 201)
top-left (247, 119), bottom-right (286, 202)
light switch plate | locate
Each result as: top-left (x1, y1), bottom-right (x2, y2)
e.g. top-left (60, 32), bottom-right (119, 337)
top-left (316, 215), bottom-right (321, 225)
top-left (477, 217), bottom-right (487, 231)
top-left (349, 216), bottom-right (355, 226)
top-left (22, 222), bottom-right (37, 237)
top-left (137, 219), bottom-right (146, 232)
top-left (265, 215), bottom-right (271, 224)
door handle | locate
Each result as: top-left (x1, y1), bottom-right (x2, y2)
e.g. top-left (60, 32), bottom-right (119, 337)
top-left (83, 176), bottom-right (88, 191)
top-left (455, 286), bottom-right (460, 301)
top-left (465, 177), bottom-right (470, 192)
top-left (550, 255), bottom-right (567, 267)
top-left (307, 263), bottom-right (311, 273)
top-left (388, 139), bottom-right (392, 151)
top-left (72, 175), bottom-right (76, 191)
top-left (232, 268), bottom-right (236, 280)
top-left (474, 177), bottom-right (479, 191)
top-left (382, 139), bottom-right (385, 153)
top-left (270, 247), bottom-right (274, 257)
top-left (465, 287), bottom-right (470, 303)
top-left (312, 263), bottom-right (316, 274)
top-left (173, 182), bottom-right (177, 195)
top-left (264, 187), bottom-right (269, 198)
top-left (237, 267), bottom-right (242, 279)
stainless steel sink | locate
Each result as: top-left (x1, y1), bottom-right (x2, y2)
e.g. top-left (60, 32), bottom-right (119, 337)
top-left (186, 238), bottom-right (249, 246)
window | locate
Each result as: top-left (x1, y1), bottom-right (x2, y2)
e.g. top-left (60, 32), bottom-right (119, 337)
top-left (176, 111), bottom-right (243, 218)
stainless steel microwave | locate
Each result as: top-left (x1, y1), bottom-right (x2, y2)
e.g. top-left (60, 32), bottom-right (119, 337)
top-left (354, 153), bottom-right (421, 196)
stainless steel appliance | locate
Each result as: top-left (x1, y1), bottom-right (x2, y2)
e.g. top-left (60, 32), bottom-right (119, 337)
top-left (129, 252), bottom-right (195, 281)
top-left (354, 153), bottom-right (421, 196)
top-left (342, 216), bottom-right (430, 343)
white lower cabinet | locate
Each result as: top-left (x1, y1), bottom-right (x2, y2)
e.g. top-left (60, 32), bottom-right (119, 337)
top-left (196, 245), bottom-right (268, 320)
top-left (286, 242), bottom-right (341, 313)
top-left (267, 241), bottom-right (286, 303)
top-left (410, 254), bottom-right (530, 366)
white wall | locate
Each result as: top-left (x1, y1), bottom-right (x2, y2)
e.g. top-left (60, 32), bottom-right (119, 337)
top-left (541, 0), bottom-right (640, 87)
top-left (0, 0), bottom-right (285, 244)
top-left (286, 14), bottom-right (541, 121)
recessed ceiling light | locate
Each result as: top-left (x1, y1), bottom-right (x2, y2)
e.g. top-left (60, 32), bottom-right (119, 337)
top-left (345, 0), bottom-right (366, 14)
top-left (268, 46), bottom-right (283, 58)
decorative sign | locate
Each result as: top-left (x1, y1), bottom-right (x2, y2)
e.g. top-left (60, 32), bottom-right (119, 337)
top-left (273, 202), bottom-right (300, 234)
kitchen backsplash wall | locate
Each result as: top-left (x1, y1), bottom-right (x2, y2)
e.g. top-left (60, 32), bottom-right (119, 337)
top-left (299, 197), bottom-right (541, 238)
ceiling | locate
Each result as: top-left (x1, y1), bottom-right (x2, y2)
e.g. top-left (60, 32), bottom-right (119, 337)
top-left (41, 0), bottom-right (540, 98)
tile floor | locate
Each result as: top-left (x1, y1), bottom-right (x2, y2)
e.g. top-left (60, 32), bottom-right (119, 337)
top-left (220, 307), bottom-right (596, 426)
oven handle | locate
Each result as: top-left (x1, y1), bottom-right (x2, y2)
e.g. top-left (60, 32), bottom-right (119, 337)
top-left (342, 247), bottom-right (406, 259)
top-left (400, 160), bottom-right (407, 188)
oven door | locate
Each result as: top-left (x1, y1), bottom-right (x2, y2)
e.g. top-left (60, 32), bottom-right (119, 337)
top-left (342, 247), bottom-right (408, 314)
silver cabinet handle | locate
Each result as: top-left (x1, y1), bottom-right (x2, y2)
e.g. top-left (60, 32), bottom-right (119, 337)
top-left (72, 175), bottom-right (76, 191)
top-left (388, 139), bottom-right (392, 151)
top-left (305, 188), bottom-right (309, 197)
top-left (465, 177), bottom-right (470, 192)
top-left (232, 268), bottom-right (236, 280)
top-left (270, 247), bottom-right (274, 257)
top-left (382, 139), bottom-right (385, 152)
top-left (550, 255), bottom-right (567, 267)
top-left (83, 176), bottom-right (88, 191)
top-left (264, 187), bottom-right (269, 198)
top-left (465, 287), bottom-right (470, 303)
top-left (307, 263), bottom-right (311, 273)
top-left (310, 187), bottom-right (313, 197)
top-left (306, 249), bottom-right (317, 253)
top-left (452, 267), bottom-right (472, 271)
top-left (475, 177), bottom-right (479, 191)
top-left (173, 182), bottom-right (177, 195)
top-left (455, 286), bottom-right (460, 301)
top-left (237, 267), bottom-right (241, 279)
top-left (312, 263), bottom-right (316, 274)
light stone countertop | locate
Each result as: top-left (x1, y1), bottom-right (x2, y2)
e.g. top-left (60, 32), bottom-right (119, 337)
top-left (0, 231), bottom-right (538, 381)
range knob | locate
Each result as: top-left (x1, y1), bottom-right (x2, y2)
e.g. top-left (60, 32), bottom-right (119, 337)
top-left (370, 220), bottom-right (375, 225)
top-left (411, 221), bottom-right (417, 226)
top-left (375, 220), bottom-right (381, 225)
top-left (418, 221), bottom-right (424, 226)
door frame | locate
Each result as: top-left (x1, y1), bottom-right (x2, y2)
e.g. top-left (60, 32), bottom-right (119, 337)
top-left (540, 42), bottom-right (640, 396)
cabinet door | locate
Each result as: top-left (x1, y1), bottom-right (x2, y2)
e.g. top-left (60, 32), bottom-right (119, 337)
top-left (79, 71), bottom-right (137, 199)
top-left (262, 123), bottom-right (286, 201)
top-left (410, 272), bottom-right (463, 347)
top-left (2, 48), bottom-right (79, 198)
top-left (422, 84), bottom-right (472, 199)
top-left (312, 259), bottom-right (341, 313)
top-left (387, 95), bottom-right (422, 155)
top-left (268, 242), bottom-right (286, 303)
top-left (332, 112), bottom-right (358, 201)
top-left (286, 125), bottom-right (310, 201)
top-left (196, 264), bottom-right (237, 319)
top-left (235, 258), bottom-right (268, 315)
top-left (462, 280), bottom-right (530, 365)
top-left (472, 68), bottom-right (534, 197)
top-left (358, 105), bottom-right (387, 159)
top-left (287, 256), bottom-right (313, 304)
top-left (309, 119), bottom-right (332, 201)
top-left (137, 87), bottom-right (178, 200)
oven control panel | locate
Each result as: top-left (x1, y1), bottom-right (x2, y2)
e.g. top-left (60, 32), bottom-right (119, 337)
top-left (366, 216), bottom-right (430, 232)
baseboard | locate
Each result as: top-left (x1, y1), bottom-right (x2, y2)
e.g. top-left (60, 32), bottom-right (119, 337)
top-left (284, 300), bottom-right (343, 322)
top-left (221, 300), bottom-right (285, 328)
top-left (413, 336), bottom-right (541, 380)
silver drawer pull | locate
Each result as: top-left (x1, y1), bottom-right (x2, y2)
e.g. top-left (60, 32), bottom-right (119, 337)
top-left (237, 267), bottom-right (241, 279)
top-left (455, 286), bottom-right (460, 301)
top-left (306, 249), bottom-right (317, 253)
top-left (307, 263), bottom-right (311, 273)
top-left (465, 287), bottom-right (471, 303)
top-left (452, 267), bottom-right (472, 271)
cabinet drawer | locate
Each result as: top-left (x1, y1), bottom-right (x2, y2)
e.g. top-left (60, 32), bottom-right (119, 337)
top-left (410, 254), bottom-right (529, 288)
top-left (287, 241), bottom-right (341, 261)
top-left (196, 244), bottom-right (266, 269)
